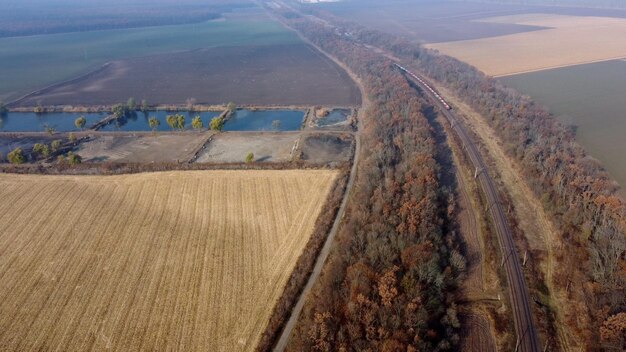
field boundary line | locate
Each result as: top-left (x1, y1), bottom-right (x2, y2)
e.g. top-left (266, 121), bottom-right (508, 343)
top-left (6, 63), bottom-right (112, 108)
top-left (494, 55), bottom-right (626, 77)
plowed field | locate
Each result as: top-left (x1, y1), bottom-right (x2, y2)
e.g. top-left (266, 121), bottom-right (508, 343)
top-left (0, 170), bottom-right (338, 351)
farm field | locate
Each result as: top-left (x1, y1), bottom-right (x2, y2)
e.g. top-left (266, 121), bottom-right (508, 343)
top-left (0, 18), bottom-right (299, 102)
top-left (16, 44), bottom-right (361, 107)
top-left (0, 170), bottom-right (338, 351)
top-left (0, 0), bottom-right (250, 37)
top-left (500, 60), bottom-right (626, 194)
top-left (426, 14), bottom-right (626, 76)
top-left (314, 0), bottom-right (626, 43)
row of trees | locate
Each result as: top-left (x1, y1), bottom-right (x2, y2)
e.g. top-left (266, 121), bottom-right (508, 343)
top-left (314, 12), bottom-right (626, 348)
top-left (415, 51), bottom-right (626, 348)
top-left (276, 10), bottom-right (464, 351)
top-left (2, 138), bottom-right (79, 165)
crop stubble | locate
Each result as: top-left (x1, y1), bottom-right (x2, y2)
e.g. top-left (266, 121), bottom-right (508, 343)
top-left (426, 14), bottom-right (626, 76)
top-left (0, 170), bottom-right (338, 351)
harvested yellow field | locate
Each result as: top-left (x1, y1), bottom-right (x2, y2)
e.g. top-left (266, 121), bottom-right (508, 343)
top-left (0, 170), bottom-right (338, 351)
top-left (426, 14), bottom-right (626, 77)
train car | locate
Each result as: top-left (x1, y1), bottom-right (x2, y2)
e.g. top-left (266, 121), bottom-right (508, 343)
top-left (395, 63), bottom-right (452, 110)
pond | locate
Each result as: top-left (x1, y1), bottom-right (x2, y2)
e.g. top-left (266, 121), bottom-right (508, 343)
top-left (0, 112), bottom-right (107, 132)
top-left (317, 108), bottom-right (350, 127)
top-left (99, 111), bottom-right (222, 131)
top-left (223, 109), bottom-right (304, 131)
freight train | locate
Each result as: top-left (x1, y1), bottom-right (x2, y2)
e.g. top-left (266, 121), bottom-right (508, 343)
top-left (394, 64), bottom-right (452, 110)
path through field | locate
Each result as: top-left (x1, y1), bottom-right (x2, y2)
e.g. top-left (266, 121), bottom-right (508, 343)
top-left (0, 170), bottom-right (337, 351)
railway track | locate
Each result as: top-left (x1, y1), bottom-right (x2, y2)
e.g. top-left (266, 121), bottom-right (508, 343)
top-left (398, 65), bottom-right (541, 352)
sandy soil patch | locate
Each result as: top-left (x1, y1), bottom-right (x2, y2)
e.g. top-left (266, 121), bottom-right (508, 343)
top-left (300, 133), bottom-right (352, 164)
top-left (426, 14), bottom-right (626, 76)
top-left (0, 170), bottom-right (338, 351)
top-left (196, 132), bottom-right (299, 163)
top-left (76, 132), bottom-right (211, 163)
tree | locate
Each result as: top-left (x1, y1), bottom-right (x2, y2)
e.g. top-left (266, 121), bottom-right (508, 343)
top-left (34, 104), bottom-right (44, 113)
top-left (227, 102), bottom-right (237, 111)
top-left (75, 116), bottom-right (87, 130)
top-left (44, 124), bottom-right (55, 135)
top-left (272, 119), bottom-right (281, 130)
top-left (7, 148), bottom-right (25, 164)
top-left (127, 97), bottom-right (136, 111)
top-left (192, 115), bottom-right (203, 130)
top-left (166, 115), bottom-right (177, 130)
top-left (210, 116), bottom-right (225, 131)
top-left (176, 114), bottom-right (185, 130)
top-left (141, 99), bottom-right (149, 112)
top-left (33, 143), bottom-right (50, 158)
top-left (0, 101), bottom-right (7, 115)
top-left (149, 116), bottom-right (160, 132)
top-left (245, 152), bottom-right (254, 163)
top-left (67, 152), bottom-right (82, 165)
top-left (600, 312), bottom-right (626, 347)
top-left (112, 104), bottom-right (129, 119)
top-left (68, 132), bottom-right (77, 142)
top-left (51, 139), bottom-right (62, 152)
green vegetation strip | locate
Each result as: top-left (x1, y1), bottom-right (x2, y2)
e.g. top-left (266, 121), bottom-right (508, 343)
top-left (0, 19), bottom-right (299, 100)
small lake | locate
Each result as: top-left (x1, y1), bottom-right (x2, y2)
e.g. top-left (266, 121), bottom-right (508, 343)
top-left (318, 109), bottom-right (350, 127)
top-left (0, 112), bottom-right (107, 132)
top-left (223, 110), bottom-right (304, 131)
top-left (100, 111), bottom-right (221, 131)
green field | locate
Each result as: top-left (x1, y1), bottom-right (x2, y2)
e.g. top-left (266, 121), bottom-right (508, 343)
top-left (0, 19), bottom-right (299, 101)
top-left (501, 60), bottom-right (626, 195)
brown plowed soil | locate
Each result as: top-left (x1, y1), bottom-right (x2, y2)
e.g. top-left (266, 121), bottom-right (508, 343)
top-left (16, 44), bottom-right (361, 107)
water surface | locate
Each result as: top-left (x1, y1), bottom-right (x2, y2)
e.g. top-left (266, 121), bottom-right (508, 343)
top-left (0, 112), bottom-right (106, 132)
top-left (100, 111), bottom-right (221, 131)
top-left (223, 109), bottom-right (304, 131)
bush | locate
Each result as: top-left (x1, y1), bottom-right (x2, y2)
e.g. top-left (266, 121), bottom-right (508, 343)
top-left (33, 143), bottom-right (50, 158)
top-left (7, 148), bottom-right (26, 164)
top-left (51, 139), bottom-right (62, 152)
top-left (74, 116), bottom-right (87, 129)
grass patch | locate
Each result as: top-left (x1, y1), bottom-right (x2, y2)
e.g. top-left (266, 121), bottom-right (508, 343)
top-left (501, 59), bottom-right (626, 195)
top-left (0, 19), bottom-right (299, 100)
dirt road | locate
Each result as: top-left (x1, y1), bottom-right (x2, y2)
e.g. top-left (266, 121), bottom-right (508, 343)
top-left (263, 3), bottom-right (367, 350)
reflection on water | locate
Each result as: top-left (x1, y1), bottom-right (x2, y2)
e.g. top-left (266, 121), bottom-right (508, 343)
top-left (100, 110), bottom-right (221, 131)
top-left (0, 112), bottom-right (107, 132)
top-left (223, 109), bottom-right (304, 131)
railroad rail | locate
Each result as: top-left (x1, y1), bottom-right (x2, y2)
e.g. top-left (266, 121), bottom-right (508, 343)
top-left (396, 64), bottom-right (540, 352)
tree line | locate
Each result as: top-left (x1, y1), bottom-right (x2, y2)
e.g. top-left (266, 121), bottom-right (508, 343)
top-left (274, 10), bottom-right (465, 351)
top-left (312, 12), bottom-right (626, 348)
